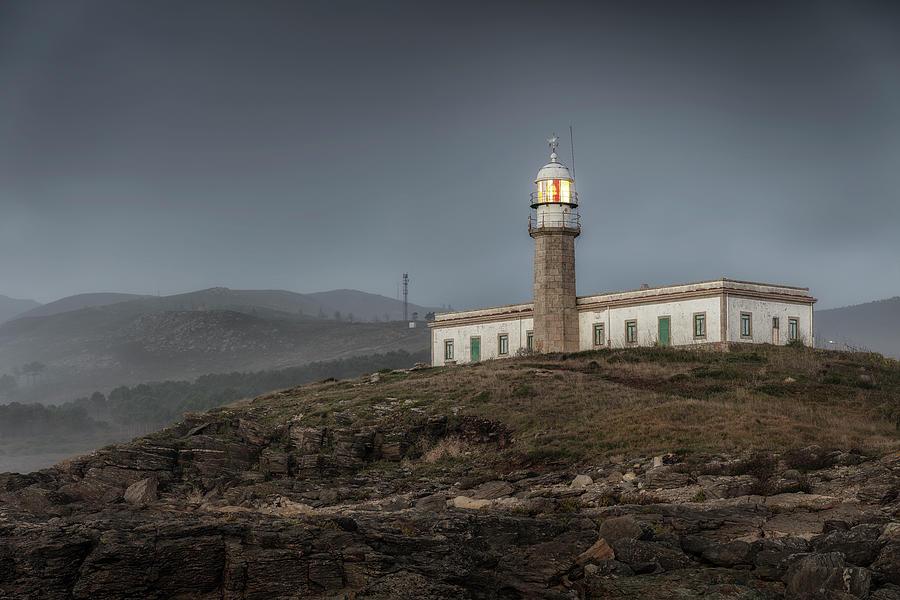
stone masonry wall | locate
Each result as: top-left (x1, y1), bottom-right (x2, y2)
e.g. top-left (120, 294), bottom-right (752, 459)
top-left (532, 229), bottom-right (579, 353)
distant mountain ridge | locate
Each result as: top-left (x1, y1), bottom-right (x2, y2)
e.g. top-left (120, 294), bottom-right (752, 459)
top-left (11, 287), bottom-right (439, 323)
top-left (15, 293), bottom-right (149, 319)
top-left (815, 296), bottom-right (900, 358)
top-left (0, 287), bottom-right (436, 404)
top-left (0, 295), bottom-right (41, 324)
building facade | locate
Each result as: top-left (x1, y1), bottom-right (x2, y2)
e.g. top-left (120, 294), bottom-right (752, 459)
top-left (429, 139), bottom-right (816, 366)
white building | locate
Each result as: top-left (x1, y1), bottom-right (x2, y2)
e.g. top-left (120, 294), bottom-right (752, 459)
top-left (429, 137), bottom-right (816, 366)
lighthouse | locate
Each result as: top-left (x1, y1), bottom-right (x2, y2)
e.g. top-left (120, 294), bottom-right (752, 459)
top-left (529, 135), bottom-right (580, 354)
top-left (428, 134), bottom-right (815, 366)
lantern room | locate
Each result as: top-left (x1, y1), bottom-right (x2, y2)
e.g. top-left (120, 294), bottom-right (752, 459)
top-left (530, 136), bottom-right (577, 208)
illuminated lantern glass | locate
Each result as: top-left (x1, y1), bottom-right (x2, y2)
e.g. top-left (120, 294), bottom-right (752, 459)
top-left (537, 179), bottom-right (572, 203)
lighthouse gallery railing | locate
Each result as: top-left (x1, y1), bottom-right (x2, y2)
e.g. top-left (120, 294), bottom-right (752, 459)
top-left (528, 211), bottom-right (581, 233)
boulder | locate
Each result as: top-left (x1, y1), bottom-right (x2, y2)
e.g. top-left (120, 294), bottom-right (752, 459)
top-left (451, 496), bottom-right (491, 510)
top-left (597, 515), bottom-right (645, 543)
top-left (570, 475), bottom-right (593, 489)
top-left (812, 523), bottom-right (884, 566)
top-left (783, 552), bottom-right (871, 598)
top-left (680, 535), bottom-right (715, 556)
top-left (471, 480), bottom-right (514, 500)
top-left (858, 482), bottom-right (898, 505)
top-left (783, 469), bottom-right (802, 481)
top-left (584, 559), bottom-right (634, 578)
top-left (697, 474), bottom-right (756, 498)
top-left (124, 477), bottom-right (158, 505)
top-left (575, 539), bottom-right (614, 567)
top-left (56, 479), bottom-right (120, 504)
top-left (645, 469), bottom-right (691, 489)
top-left (415, 493), bottom-right (448, 512)
top-left (751, 537), bottom-right (809, 580)
top-left (609, 538), bottom-right (692, 573)
top-left (872, 544), bottom-right (900, 585)
top-left (702, 540), bottom-right (754, 567)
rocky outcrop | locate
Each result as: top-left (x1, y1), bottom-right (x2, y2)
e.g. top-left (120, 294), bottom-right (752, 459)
top-left (1, 408), bottom-right (898, 599)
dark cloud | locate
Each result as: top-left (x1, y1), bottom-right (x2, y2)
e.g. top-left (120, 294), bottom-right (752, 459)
top-left (1, 0), bottom-right (898, 308)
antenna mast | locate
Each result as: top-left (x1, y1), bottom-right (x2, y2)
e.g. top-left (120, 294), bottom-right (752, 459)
top-left (569, 124), bottom-right (576, 178)
top-left (402, 273), bottom-right (409, 322)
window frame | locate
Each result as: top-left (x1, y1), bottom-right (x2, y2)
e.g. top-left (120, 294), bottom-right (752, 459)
top-left (740, 312), bottom-right (752, 338)
top-left (625, 319), bottom-right (637, 345)
top-left (788, 317), bottom-right (799, 341)
top-left (498, 333), bottom-right (509, 355)
top-left (693, 312), bottom-right (707, 340)
top-left (443, 339), bottom-right (454, 361)
top-left (592, 322), bottom-right (605, 347)
top-left (526, 330), bottom-right (534, 351)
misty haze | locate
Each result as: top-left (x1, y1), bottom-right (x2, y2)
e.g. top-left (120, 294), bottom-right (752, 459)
top-left (1, 1), bottom-right (898, 599)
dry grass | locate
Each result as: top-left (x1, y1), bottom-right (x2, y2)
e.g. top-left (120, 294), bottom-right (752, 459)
top-left (206, 344), bottom-right (899, 464)
top-left (423, 437), bottom-right (469, 463)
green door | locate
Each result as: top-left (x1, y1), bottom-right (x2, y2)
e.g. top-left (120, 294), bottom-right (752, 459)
top-left (470, 337), bottom-right (480, 362)
top-left (658, 317), bottom-right (670, 346)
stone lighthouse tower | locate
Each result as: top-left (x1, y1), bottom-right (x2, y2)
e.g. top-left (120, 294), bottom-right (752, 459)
top-left (529, 135), bottom-right (580, 353)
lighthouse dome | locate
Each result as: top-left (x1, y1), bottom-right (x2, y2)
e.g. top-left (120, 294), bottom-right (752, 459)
top-left (535, 158), bottom-right (573, 183)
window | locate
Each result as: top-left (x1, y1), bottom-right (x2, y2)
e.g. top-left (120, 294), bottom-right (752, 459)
top-left (740, 312), bottom-right (752, 338)
top-left (593, 323), bottom-right (605, 346)
top-left (625, 320), bottom-right (637, 344)
top-left (444, 340), bottom-right (454, 360)
top-left (526, 331), bottom-right (534, 351)
top-left (788, 318), bottom-right (799, 341)
top-left (693, 313), bottom-right (706, 338)
top-left (498, 334), bottom-right (509, 355)
top-left (772, 317), bottom-right (780, 330)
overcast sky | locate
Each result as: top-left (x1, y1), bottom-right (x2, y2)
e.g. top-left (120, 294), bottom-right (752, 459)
top-left (1, 0), bottom-right (898, 309)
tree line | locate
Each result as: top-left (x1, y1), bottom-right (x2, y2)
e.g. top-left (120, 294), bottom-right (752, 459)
top-left (0, 349), bottom-right (427, 440)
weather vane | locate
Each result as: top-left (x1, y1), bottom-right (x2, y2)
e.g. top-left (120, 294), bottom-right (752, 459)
top-left (547, 134), bottom-right (560, 153)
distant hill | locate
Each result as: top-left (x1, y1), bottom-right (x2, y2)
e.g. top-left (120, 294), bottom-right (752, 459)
top-left (15, 292), bottom-right (150, 319)
top-left (0, 287), bottom-right (437, 403)
top-left (815, 297), bottom-right (900, 358)
top-left (11, 288), bottom-right (438, 323)
top-left (0, 295), bottom-right (40, 324)
top-left (0, 304), bottom-right (429, 404)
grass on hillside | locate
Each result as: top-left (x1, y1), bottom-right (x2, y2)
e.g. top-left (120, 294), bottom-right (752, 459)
top-left (208, 344), bottom-right (900, 465)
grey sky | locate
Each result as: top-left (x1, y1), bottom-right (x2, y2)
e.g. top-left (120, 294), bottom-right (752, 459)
top-left (1, 0), bottom-right (898, 309)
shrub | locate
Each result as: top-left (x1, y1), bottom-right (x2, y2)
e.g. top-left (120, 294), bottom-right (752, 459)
top-left (783, 447), bottom-right (835, 472)
top-left (557, 498), bottom-right (585, 513)
top-left (423, 437), bottom-right (468, 463)
top-left (511, 385), bottom-right (533, 398)
top-left (472, 391), bottom-right (491, 404)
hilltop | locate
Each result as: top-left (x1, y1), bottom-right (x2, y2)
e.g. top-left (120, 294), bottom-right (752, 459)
top-left (1, 344), bottom-right (898, 599)
top-left (10, 287), bottom-right (439, 323)
top-left (11, 292), bottom-right (149, 320)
